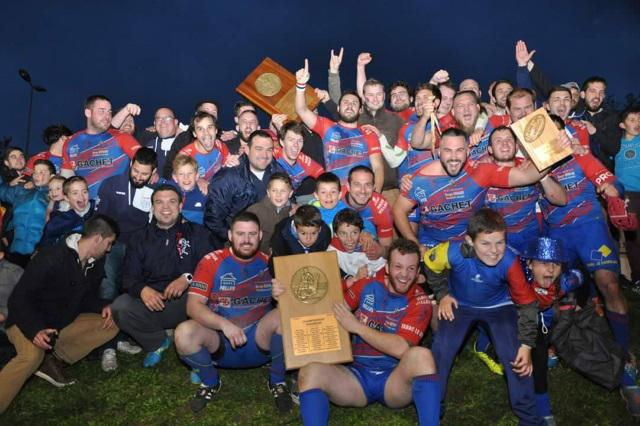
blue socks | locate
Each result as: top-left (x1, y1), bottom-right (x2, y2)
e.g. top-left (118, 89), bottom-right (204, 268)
top-left (180, 347), bottom-right (219, 387)
top-left (300, 388), bottom-right (329, 426)
top-left (269, 332), bottom-right (286, 385)
top-left (412, 374), bottom-right (441, 426)
top-left (605, 310), bottom-right (635, 387)
top-left (535, 392), bottom-right (552, 417)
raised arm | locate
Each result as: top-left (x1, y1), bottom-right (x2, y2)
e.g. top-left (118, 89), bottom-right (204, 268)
top-left (294, 59), bottom-right (318, 130)
top-left (111, 103), bottom-right (141, 129)
top-left (356, 52), bottom-right (372, 99)
top-left (539, 175), bottom-right (567, 206)
top-left (328, 47), bottom-right (343, 103)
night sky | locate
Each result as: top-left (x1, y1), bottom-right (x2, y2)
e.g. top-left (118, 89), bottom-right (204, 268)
top-left (2, 0), bottom-right (639, 154)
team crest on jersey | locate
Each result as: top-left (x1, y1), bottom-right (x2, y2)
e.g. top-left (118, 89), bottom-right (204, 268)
top-left (218, 297), bottom-right (231, 307)
top-left (625, 149), bottom-right (636, 159)
top-left (471, 273), bottom-right (483, 283)
top-left (175, 233), bottom-right (191, 259)
top-left (414, 187), bottom-right (427, 202)
top-left (362, 294), bottom-right (375, 312)
top-left (220, 272), bottom-right (237, 291)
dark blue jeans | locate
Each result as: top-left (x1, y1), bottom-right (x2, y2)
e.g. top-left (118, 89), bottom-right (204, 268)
top-left (100, 241), bottom-right (126, 301)
top-left (432, 304), bottom-right (542, 426)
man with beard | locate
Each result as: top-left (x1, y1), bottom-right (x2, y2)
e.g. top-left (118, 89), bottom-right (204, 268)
top-left (450, 90), bottom-right (495, 160)
top-left (61, 95), bottom-right (141, 199)
top-left (286, 239), bottom-right (440, 426)
top-left (175, 212), bottom-right (293, 414)
top-left (205, 130), bottom-right (284, 249)
top-left (111, 185), bottom-right (211, 369)
top-left (388, 81), bottom-right (415, 122)
top-left (295, 59), bottom-right (384, 192)
top-left (544, 86), bottom-right (592, 149)
top-left (392, 128), bottom-right (550, 252)
top-left (491, 80), bottom-right (514, 119)
top-left (226, 109), bottom-right (261, 156)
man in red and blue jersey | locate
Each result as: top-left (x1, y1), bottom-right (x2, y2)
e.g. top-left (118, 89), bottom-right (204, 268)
top-left (175, 212), bottom-right (293, 414)
top-left (295, 59), bottom-right (385, 193)
top-left (284, 239), bottom-right (440, 426)
top-left (273, 121), bottom-right (324, 194)
top-left (61, 95), bottom-right (140, 199)
top-left (393, 128), bottom-right (548, 251)
top-left (178, 112), bottom-right (232, 182)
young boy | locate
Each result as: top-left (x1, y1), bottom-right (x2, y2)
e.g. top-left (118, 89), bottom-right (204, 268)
top-left (328, 208), bottom-right (385, 286)
top-left (168, 155), bottom-right (207, 225)
top-left (46, 175), bottom-right (67, 220)
top-left (40, 176), bottom-right (94, 247)
top-left (616, 107), bottom-right (640, 290)
top-left (0, 159), bottom-right (54, 267)
top-left (310, 172), bottom-right (346, 232)
top-left (247, 173), bottom-right (293, 254)
top-left (424, 208), bottom-right (541, 425)
top-left (271, 205), bottom-right (331, 260)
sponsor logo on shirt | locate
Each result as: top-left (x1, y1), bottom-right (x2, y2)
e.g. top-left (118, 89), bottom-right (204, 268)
top-left (220, 273), bottom-right (236, 291)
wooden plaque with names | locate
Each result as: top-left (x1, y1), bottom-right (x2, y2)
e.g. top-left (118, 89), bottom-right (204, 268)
top-left (273, 251), bottom-right (353, 370)
top-left (236, 57), bottom-right (320, 121)
top-left (511, 107), bottom-right (572, 171)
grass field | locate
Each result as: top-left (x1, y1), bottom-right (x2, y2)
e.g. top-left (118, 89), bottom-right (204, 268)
top-left (3, 289), bottom-right (640, 425)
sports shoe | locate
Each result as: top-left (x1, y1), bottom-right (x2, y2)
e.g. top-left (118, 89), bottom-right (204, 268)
top-left (631, 280), bottom-right (640, 295)
top-left (190, 370), bottom-right (202, 385)
top-left (625, 362), bottom-right (638, 384)
top-left (286, 371), bottom-right (299, 405)
top-left (268, 380), bottom-right (294, 413)
top-left (547, 347), bottom-right (559, 369)
top-left (473, 342), bottom-right (504, 376)
top-left (101, 348), bottom-right (118, 372)
top-left (35, 354), bottom-right (76, 387)
top-left (190, 380), bottom-right (222, 413)
top-left (620, 385), bottom-right (640, 417)
top-left (543, 415), bottom-right (557, 426)
top-left (117, 340), bottom-right (142, 355)
top-left (143, 335), bottom-right (172, 368)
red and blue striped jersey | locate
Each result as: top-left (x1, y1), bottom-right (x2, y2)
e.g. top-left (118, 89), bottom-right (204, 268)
top-left (344, 274), bottom-right (431, 370)
top-left (539, 153), bottom-right (615, 227)
top-left (343, 192), bottom-right (393, 240)
top-left (189, 247), bottom-right (272, 330)
top-left (312, 117), bottom-right (381, 186)
top-left (403, 163), bottom-right (511, 246)
top-left (25, 151), bottom-right (63, 174)
top-left (273, 147), bottom-right (324, 190)
top-left (62, 129), bottom-right (140, 198)
top-left (179, 141), bottom-right (229, 181)
top-left (396, 116), bottom-right (436, 177)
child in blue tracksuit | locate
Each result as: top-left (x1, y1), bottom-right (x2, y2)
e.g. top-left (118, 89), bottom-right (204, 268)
top-left (0, 160), bottom-right (54, 267)
top-left (424, 208), bottom-right (542, 425)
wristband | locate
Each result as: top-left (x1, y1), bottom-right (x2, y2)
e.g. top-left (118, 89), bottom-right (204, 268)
top-left (296, 83), bottom-right (306, 91)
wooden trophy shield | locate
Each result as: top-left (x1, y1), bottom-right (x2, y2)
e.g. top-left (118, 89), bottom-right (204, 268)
top-left (273, 251), bottom-right (352, 370)
top-left (511, 107), bottom-right (572, 171)
top-left (236, 57), bottom-right (320, 121)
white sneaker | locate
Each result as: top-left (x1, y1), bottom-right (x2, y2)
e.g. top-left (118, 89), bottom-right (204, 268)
top-left (101, 348), bottom-right (118, 372)
top-left (117, 340), bottom-right (142, 355)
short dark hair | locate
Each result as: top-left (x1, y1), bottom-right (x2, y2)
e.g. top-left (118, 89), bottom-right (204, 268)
top-left (388, 81), bottom-right (413, 98)
top-left (438, 80), bottom-right (456, 92)
top-left (190, 111), bottom-right (217, 131)
top-left (194, 99), bottom-right (220, 114)
top-left (467, 208), bottom-right (506, 240)
top-left (453, 90), bottom-right (480, 105)
top-left (83, 213), bottom-right (119, 239)
top-left (491, 80), bottom-right (514, 98)
top-left (133, 147), bottom-right (158, 170)
top-left (42, 124), bottom-right (72, 146)
top-left (315, 172), bottom-right (341, 192)
top-left (388, 238), bottom-right (421, 263)
top-left (581, 76), bottom-right (607, 92)
top-left (231, 211), bottom-right (261, 229)
top-left (247, 129), bottom-right (273, 147)
top-left (2, 146), bottom-right (24, 164)
top-left (621, 106), bottom-right (640, 122)
top-left (33, 159), bottom-right (55, 175)
top-left (332, 208), bottom-right (363, 232)
top-left (347, 165), bottom-right (374, 183)
top-left (238, 109), bottom-right (259, 122)
top-left (339, 90), bottom-right (362, 109)
top-left (151, 184), bottom-right (182, 204)
top-left (489, 126), bottom-right (517, 147)
top-left (279, 121), bottom-right (305, 140)
top-left (268, 172), bottom-right (292, 190)
top-left (293, 205), bottom-right (323, 228)
top-left (548, 114), bottom-right (566, 130)
top-left (547, 85), bottom-right (572, 100)
top-left (363, 78), bottom-right (385, 92)
top-left (506, 88), bottom-right (536, 109)
top-left (233, 100), bottom-right (255, 117)
top-left (63, 176), bottom-right (88, 195)
top-left (84, 95), bottom-right (110, 110)
top-left (440, 127), bottom-right (467, 141)
top-left (414, 82), bottom-right (442, 102)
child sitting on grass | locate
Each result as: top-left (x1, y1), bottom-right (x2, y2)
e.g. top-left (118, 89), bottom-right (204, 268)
top-left (247, 172), bottom-right (293, 254)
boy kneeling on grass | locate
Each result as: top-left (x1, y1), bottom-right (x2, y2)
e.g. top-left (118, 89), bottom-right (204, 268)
top-left (424, 208), bottom-right (542, 425)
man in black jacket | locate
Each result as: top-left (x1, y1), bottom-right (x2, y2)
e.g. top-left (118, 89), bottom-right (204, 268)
top-left (0, 215), bottom-right (119, 414)
top-left (111, 185), bottom-right (212, 368)
top-left (205, 130), bottom-right (284, 249)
